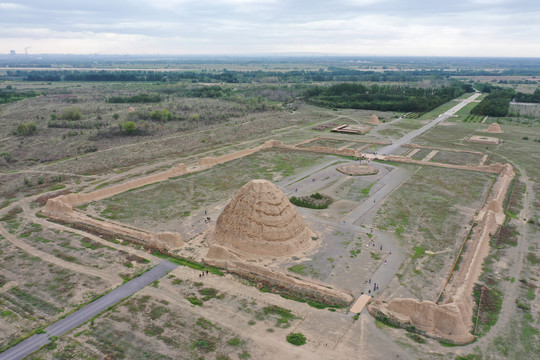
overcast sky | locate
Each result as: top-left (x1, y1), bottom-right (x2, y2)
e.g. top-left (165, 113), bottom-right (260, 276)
top-left (1, 0), bottom-right (539, 57)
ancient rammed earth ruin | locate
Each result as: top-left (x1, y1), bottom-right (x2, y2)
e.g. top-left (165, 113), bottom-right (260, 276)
top-left (42, 137), bottom-right (514, 344)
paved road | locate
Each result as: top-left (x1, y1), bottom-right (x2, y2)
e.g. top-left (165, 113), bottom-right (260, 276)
top-left (0, 261), bottom-right (178, 360)
top-left (341, 166), bottom-right (416, 224)
top-left (377, 92), bottom-right (482, 155)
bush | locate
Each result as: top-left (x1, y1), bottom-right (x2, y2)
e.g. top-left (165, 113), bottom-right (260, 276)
top-left (227, 337), bottom-right (242, 346)
top-left (185, 296), bottom-right (203, 306)
top-left (122, 121), bottom-right (137, 134)
top-left (61, 107), bottom-right (83, 120)
top-left (107, 93), bottom-right (162, 103)
top-left (286, 332), bottom-right (306, 346)
top-left (192, 339), bottom-right (216, 352)
top-left (15, 122), bottom-right (37, 136)
top-left (150, 109), bottom-right (173, 121)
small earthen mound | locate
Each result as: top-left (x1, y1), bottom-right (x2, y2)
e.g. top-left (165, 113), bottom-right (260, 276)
top-left (209, 179), bottom-right (313, 258)
top-left (368, 114), bottom-right (380, 125)
top-left (467, 135), bottom-right (499, 145)
top-left (151, 232), bottom-right (184, 249)
top-left (486, 123), bottom-right (503, 133)
top-left (336, 164), bottom-right (379, 176)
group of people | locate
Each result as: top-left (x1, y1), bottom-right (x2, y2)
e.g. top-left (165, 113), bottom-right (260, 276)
top-left (367, 278), bottom-right (379, 295)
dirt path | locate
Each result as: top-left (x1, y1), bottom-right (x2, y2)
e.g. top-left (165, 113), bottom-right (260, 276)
top-left (0, 224), bottom-right (121, 286)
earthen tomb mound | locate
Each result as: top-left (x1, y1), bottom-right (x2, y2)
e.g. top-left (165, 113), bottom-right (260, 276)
top-left (208, 179), bottom-right (313, 259)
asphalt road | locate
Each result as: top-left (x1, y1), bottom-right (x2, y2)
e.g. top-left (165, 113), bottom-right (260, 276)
top-left (0, 261), bottom-right (178, 360)
top-left (341, 166), bottom-right (414, 224)
top-left (377, 92), bottom-right (482, 155)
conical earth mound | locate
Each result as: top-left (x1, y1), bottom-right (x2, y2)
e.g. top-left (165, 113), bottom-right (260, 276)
top-left (368, 114), bottom-right (380, 125)
top-left (211, 179), bottom-right (312, 258)
top-left (487, 123), bottom-right (503, 133)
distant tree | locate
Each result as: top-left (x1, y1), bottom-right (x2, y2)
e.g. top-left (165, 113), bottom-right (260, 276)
top-left (61, 107), bottom-right (82, 121)
top-left (112, 113), bottom-right (120, 120)
top-left (15, 122), bottom-right (37, 136)
top-left (122, 121), bottom-right (137, 134)
top-left (150, 109), bottom-right (173, 121)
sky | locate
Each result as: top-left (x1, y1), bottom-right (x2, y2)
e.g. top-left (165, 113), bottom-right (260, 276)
top-left (1, 0), bottom-right (539, 57)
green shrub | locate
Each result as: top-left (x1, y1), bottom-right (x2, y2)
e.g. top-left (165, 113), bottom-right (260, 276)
top-left (192, 339), bottom-right (216, 352)
top-left (286, 332), bottom-right (306, 346)
top-left (122, 121), bottom-right (137, 134)
top-left (185, 296), bottom-right (203, 306)
top-left (15, 122), bottom-right (37, 136)
top-left (61, 107), bottom-right (83, 120)
top-left (405, 332), bottom-right (425, 343)
top-left (227, 337), bottom-right (242, 346)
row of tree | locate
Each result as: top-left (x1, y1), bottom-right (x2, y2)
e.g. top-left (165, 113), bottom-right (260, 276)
top-left (0, 88), bottom-right (40, 104)
top-left (514, 88), bottom-right (540, 103)
top-left (303, 82), bottom-right (471, 112)
top-left (471, 88), bottom-right (514, 117)
top-left (5, 68), bottom-right (494, 84)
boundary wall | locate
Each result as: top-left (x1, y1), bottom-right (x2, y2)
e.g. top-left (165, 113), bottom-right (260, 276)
top-left (368, 164), bottom-right (514, 344)
top-left (43, 137), bottom-right (513, 331)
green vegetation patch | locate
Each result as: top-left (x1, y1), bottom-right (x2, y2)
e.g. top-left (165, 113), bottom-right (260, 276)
top-left (290, 192), bottom-right (333, 209)
top-left (472, 283), bottom-right (503, 337)
top-left (286, 332), bottom-right (306, 346)
top-left (263, 305), bottom-right (297, 328)
top-left (0, 89), bottom-right (40, 104)
top-left (305, 82), bottom-right (469, 113)
top-left (95, 149), bottom-right (327, 226)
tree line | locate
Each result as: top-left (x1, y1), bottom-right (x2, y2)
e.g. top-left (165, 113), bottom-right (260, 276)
top-left (0, 88), bottom-right (40, 104)
top-left (471, 88), bottom-right (514, 117)
top-left (3, 68), bottom-right (507, 84)
top-left (514, 88), bottom-right (540, 103)
top-left (303, 82), bottom-right (472, 112)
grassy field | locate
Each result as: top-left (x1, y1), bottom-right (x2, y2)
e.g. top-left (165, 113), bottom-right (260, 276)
top-left (409, 147), bottom-right (432, 160)
top-left (374, 166), bottom-right (495, 300)
top-left (28, 293), bottom-right (252, 360)
top-left (0, 236), bottom-right (110, 351)
top-left (90, 149), bottom-right (333, 231)
top-left (296, 138), bottom-right (358, 149)
top-left (416, 97), bottom-right (468, 120)
top-left (429, 150), bottom-right (484, 166)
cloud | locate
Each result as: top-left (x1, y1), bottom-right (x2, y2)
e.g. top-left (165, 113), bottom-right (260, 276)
top-left (0, 0), bottom-right (538, 56)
